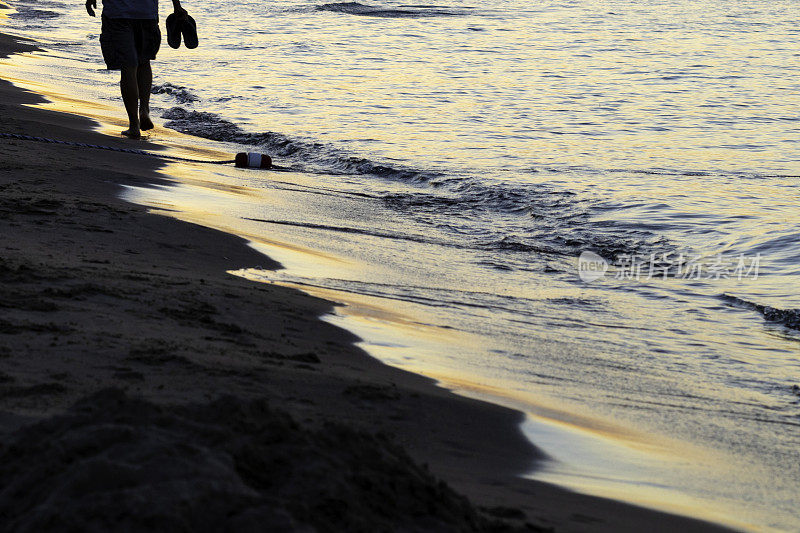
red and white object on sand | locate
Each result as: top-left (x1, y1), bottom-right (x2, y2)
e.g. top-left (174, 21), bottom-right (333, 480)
top-left (235, 152), bottom-right (272, 169)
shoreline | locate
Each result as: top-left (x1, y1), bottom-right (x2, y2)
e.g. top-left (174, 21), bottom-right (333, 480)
top-left (0, 30), bottom-right (736, 531)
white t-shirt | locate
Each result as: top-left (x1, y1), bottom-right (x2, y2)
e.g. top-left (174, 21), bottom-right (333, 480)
top-left (102, 0), bottom-right (159, 19)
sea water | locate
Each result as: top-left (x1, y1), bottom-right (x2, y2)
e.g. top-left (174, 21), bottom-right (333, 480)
top-left (3, 0), bottom-right (799, 529)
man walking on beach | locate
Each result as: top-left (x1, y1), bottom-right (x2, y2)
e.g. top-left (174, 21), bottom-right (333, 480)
top-left (85, 0), bottom-right (187, 139)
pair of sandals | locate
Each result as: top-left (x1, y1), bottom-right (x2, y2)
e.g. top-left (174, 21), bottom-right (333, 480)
top-left (166, 11), bottom-right (198, 49)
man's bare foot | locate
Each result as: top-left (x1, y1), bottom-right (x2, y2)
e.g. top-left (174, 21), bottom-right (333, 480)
top-left (140, 114), bottom-right (154, 131)
top-left (121, 128), bottom-right (142, 139)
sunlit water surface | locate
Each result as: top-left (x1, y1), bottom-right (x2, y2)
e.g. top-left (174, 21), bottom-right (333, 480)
top-left (3, 0), bottom-right (800, 529)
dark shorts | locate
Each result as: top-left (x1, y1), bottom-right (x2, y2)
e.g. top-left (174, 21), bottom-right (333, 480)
top-left (100, 17), bottom-right (161, 70)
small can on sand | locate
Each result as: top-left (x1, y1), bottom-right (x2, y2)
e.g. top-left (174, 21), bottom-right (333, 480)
top-left (235, 152), bottom-right (272, 169)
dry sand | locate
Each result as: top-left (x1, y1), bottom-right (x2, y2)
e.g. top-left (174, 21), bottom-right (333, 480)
top-left (0, 31), bottom-right (735, 532)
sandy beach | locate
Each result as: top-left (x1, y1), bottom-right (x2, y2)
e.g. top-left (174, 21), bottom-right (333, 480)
top-left (0, 30), bottom-right (738, 532)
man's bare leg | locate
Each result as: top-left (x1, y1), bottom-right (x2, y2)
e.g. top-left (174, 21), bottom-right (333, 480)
top-left (137, 61), bottom-right (154, 131)
top-left (120, 65), bottom-right (141, 138)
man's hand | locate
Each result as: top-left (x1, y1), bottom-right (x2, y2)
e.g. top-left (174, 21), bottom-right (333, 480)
top-left (172, 1), bottom-right (188, 20)
top-left (174, 7), bottom-right (188, 20)
top-left (85, 0), bottom-right (96, 17)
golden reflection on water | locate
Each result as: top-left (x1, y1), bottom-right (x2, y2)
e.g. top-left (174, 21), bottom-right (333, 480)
top-left (276, 281), bottom-right (463, 336)
top-left (247, 268), bottom-right (759, 532)
top-left (235, 266), bottom-right (754, 531)
top-left (231, 261), bottom-right (687, 455)
top-left (206, 5), bottom-right (800, 176)
top-left (157, 212), bottom-right (351, 267)
top-left (163, 164), bottom-right (260, 197)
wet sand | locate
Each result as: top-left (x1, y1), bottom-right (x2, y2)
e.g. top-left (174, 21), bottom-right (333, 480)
top-left (0, 31), bottom-right (735, 531)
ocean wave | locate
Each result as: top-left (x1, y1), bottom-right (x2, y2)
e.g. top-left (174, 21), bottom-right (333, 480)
top-left (315, 2), bottom-right (465, 18)
top-left (480, 233), bottom-right (665, 261)
top-left (159, 108), bottom-right (579, 220)
top-left (10, 6), bottom-right (61, 21)
top-left (161, 106), bottom-right (440, 181)
top-left (531, 164), bottom-right (800, 181)
top-left (244, 217), bottom-right (452, 247)
top-left (151, 83), bottom-right (199, 104)
top-left (159, 107), bottom-right (664, 262)
top-left (383, 184), bottom-right (662, 260)
top-left (478, 235), bottom-right (560, 255)
top-left (721, 295), bottom-right (800, 332)
top-left (383, 178), bottom-right (581, 216)
top-left (8, 0), bottom-right (65, 19)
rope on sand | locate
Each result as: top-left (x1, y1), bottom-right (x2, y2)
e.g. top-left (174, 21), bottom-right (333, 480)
top-left (0, 131), bottom-right (236, 165)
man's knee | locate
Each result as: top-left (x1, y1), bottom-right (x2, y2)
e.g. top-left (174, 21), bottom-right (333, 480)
top-left (120, 65), bottom-right (138, 77)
